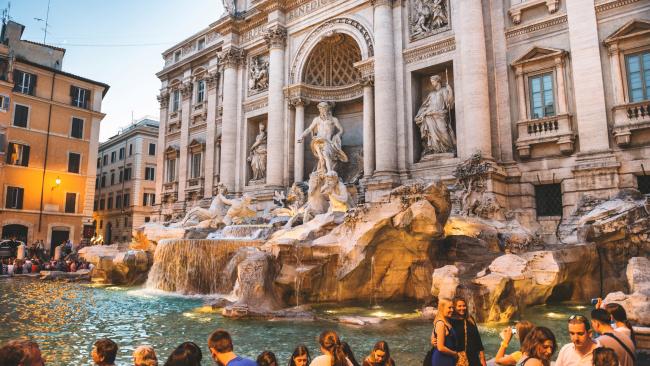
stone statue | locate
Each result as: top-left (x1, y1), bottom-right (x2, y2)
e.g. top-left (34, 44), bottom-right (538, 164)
top-left (223, 194), bottom-right (257, 225)
top-left (410, 0), bottom-right (449, 39)
top-left (222, 0), bottom-right (236, 16)
top-left (453, 152), bottom-right (499, 218)
top-left (272, 183), bottom-right (306, 218)
top-left (297, 102), bottom-right (348, 174)
top-left (248, 57), bottom-right (269, 92)
top-left (321, 171), bottom-right (354, 213)
top-left (179, 183), bottom-right (229, 227)
top-left (415, 75), bottom-right (456, 157)
top-left (247, 123), bottom-right (267, 182)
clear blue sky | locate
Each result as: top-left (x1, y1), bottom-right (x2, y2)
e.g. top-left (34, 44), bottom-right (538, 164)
top-left (6, 0), bottom-right (224, 141)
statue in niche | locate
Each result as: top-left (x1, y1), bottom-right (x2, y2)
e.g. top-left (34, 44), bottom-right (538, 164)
top-left (248, 56), bottom-right (269, 92)
top-left (222, 0), bottom-right (236, 16)
top-left (415, 74), bottom-right (456, 158)
top-left (297, 101), bottom-right (348, 174)
top-left (248, 122), bottom-right (267, 182)
top-left (410, 0), bottom-right (449, 40)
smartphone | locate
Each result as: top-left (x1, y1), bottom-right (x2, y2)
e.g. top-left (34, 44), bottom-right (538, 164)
top-left (591, 298), bottom-right (599, 305)
top-left (511, 327), bottom-right (517, 335)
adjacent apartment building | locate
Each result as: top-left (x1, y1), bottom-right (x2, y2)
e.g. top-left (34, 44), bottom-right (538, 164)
top-left (0, 21), bottom-right (109, 251)
top-left (93, 118), bottom-right (159, 244)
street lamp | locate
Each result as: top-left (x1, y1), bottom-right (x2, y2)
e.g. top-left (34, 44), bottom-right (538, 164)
top-left (52, 176), bottom-right (61, 191)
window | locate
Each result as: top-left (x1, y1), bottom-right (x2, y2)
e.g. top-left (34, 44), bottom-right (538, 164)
top-left (626, 51), bottom-right (650, 103)
top-left (529, 73), bottom-right (555, 119)
top-left (0, 95), bottom-right (10, 111)
top-left (13, 70), bottom-right (36, 95)
top-left (196, 80), bottom-right (205, 103)
top-left (144, 217), bottom-right (151, 223)
top-left (638, 175), bottom-right (650, 194)
top-left (6, 143), bottom-right (29, 166)
top-left (191, 153), bottom-right (202, 179)
top-left (129, 144), bottom-right (133, 156)
top-left (166, 159), bottom-right (176, 182)
top-left (64, 193), bottom-right (76, 213)
top-left (13, 104), bottom-right (28, 128)
top-left (123, 193), bottom-right (130, 207)
top-left (107, 196), bottom-right (113, 210)
top-left (68, 152), bottom-right (81, 173)
top-left (119, 147), bottom-right (125, 160)
top-left (124, 216), bottom-right (128, 226)
top-left (101, 174), bottom-right (106, 188)
top-left (145, 167), bottom-right (155, 181)
top-left (71, 118), bottom-right (84, 139)
top-left (143, 192), bottom-right (156, 206)
top-left (96, 158), bottom-right (101, 168)
top-left (70, 86), bottom-right (90, 109)
top-left (103, 155), bottom-right (108, 166)
top-left (148, 143), bottom-right (156, 155)
top-left (110, 172), bottom-right (115, 185)
top-left (95, 178), bottom-right (99, 189)
top-left (111, 151), bottom-right (116, 163)
top-left (174, 50), bottom-right (181, 62)
top-left (124, 167), bottom-right (132, 181)
top-left (5, 186), bottom-right (24, 209)
top-left (171, 90), bottom-right (180, 112)
top-left (115, 195), bottom-right (122, 209)
top-left (93, 200), bottom-right (98, 211)
top-left (99, 198), bottom-right (105, 210)
top-left (535, 184), bottom-right (562, 217)
top-left (119, 169), bottom-right (123, 183)
top-left (197, 38), bottom-right (205, 51)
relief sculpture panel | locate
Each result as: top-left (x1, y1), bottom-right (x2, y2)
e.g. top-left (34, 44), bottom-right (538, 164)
top-left (409, 0), bottom-right (451, 41)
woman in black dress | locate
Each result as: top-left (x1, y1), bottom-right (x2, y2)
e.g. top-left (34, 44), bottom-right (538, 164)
top-left (450, 297), bottom-right (486, 366)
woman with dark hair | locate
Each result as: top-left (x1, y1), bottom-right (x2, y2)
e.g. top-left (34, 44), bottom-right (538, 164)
top-left (341, 342), bottom-right (360, 366)
top-left (592, 347), bottom-right (619, 366)
top-left (288, 345), bottom-right (311, 366)
top-left (309, 330), bottom-right (352, 366)
top-left (362, 341), bottom-right (395, 366)
top-left (494, 321), bottom-right (535, 366)
top-left (518, 327), bottom-right (557, 366)
top-left (257, 351), bottom-right (278, 366)
top-left (450, 297), bottom-right (486, 366)
top-left (164, 342), bottom-right (202, 366)
top-left (603, 303), bottom-right (636, 345)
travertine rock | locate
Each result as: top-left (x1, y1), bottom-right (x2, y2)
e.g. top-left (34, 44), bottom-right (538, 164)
top-left (627, 257), bottom-right (650, 294)
top-left (603, 291), bottom-right (650, 326)
top-left (431, 265), bottom-right (459, 300)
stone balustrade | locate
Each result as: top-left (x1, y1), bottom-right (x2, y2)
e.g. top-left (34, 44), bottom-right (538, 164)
top-left (613, 101), bottom-right (650, 146)
top-left (191, 101), bottom-right (206, 116)
top-left (515, 113), bottom-right (575, 158)
top-left (163, 181), bottom-right (178, 193)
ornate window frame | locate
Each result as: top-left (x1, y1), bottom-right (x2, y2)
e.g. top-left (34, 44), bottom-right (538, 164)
top-left (604, 20), bottom-right (650, 146)
top-left (512, 47), bottom-right (574, 158)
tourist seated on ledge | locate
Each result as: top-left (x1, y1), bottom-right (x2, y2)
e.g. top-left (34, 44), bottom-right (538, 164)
top-left (362, 341), bottom-right (394, 366)
top-left (256, 351), bottom-right (278, 366)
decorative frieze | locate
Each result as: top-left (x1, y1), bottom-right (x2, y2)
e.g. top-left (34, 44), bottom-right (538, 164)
top-left (242, 24), bottom-right (266, 43)
top-left (402, 36), bottom-right (455, 64)
top-left (408, 0), bottom-right (451, 42)
top-left (219, 47), bottom-right (246, 68)
top-left (595, 0), bottom-right (642, 14)
top-left (505, 14), bottom-right (567, 40)
top-left (284, 83), bottom-right (363, 103)
top-left (287, 0), bottom-right (340, 22)
top-left (243, 97), bottom-right (269, 113)
top-left (508, 0), bottom-right (560, 25)
top-left (264, 26), bottom-right (288, 49)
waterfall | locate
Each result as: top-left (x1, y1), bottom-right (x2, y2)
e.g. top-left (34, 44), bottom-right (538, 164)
top-left (146, 239), bottom-right (263, 295)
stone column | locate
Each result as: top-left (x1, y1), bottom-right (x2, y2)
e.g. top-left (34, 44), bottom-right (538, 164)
top-left (204, 71), bottom-right (219, 198)
top-left (372, 0), bottom-right (397, 175)
top-left (457, 0), bottom-right (492, 159)
top-left (178, 80), bottom-right (192, 203)
top-left (155, 90), bottom-right (169, 210)
top-left (515, 66), bottom-right (527, 121)
top-left (291, 98), bottom-right (307, 183)
top-left (219, 48), bottom-right (244, 192)
top-left (566, 0), bottom-right (610, 152)
top-left (265, 27), bottom-right (288, 187)
top-left (555, 57), bottom-right (568, 115)
top-left (361, 76), bottom-right (375, 177)
top-left (608, 44), bottom-right (625, 105)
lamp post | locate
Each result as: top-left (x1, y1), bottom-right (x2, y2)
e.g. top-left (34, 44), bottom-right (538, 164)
top-left (51, 176), bottom-right (61, 191)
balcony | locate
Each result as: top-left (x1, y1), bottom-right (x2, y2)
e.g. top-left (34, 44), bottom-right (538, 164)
top-left (163, 181), bottom-right (178, 193)
top-left (186, 177), bottom-right (205, 197)
top-left (515, 114), bottom-right (575, 158)
top-left (192, 101), bottom-right (206, 117)
top-left (612, 101), bottom-right (650, 147)
top-left (167, 120), bottom-right (181, 135)
top-left (508, 0), bottom-right (559, 24)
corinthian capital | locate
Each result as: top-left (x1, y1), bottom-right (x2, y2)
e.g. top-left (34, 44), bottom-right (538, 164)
top-left (371, 0), bottom-right (394, 7)
top-left (264, 26), bottom-right (287, 49)
top-left (157, 90), bottom-right (170, 108)
top-left (206, 71), bottom-right (220, 90)
top-left (220, 47), bottom-right (245, 68)
top-left (359, 75), bottom-right (374, 87)
top-left (180, 81), bottom-right (193, 99)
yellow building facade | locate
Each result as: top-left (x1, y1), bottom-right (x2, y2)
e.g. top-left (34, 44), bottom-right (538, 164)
top-left (0, 21), bottom-right (108, 252)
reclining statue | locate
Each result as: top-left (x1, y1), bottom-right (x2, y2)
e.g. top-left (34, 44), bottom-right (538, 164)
top-left (179, 184), bottom-right (229, 228)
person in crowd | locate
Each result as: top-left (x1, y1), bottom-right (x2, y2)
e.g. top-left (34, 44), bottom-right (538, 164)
top-left (430, 298), bottom-right (458, 366)
top-left (602, 303), bottom-right (636, 345)
top-left (362, 341), bottom-right (394, 366)
top-left (288, 345), bottom-right (311, 366)
top-left (310, 330), bottom-right (352, 366)
top-left (207, 329), bottom-right (256, 366)
top-left (590, 309), bottom-right (635, 366)
top-left (556, 315), bottom-right (599, 366)
top-left (518, 326), bottom-right (557, 366)
top-left (450, 297), bottom-right (485, 366)
top-left (0, 339), bottom-right (46, 366)
top-left (133, 345), bottom-right (158, 366)
top-left (591, 348), bottom-right (618, 366)
top-left (341, 342), bottom-right (360, 366)
top-left (257, 351), bottom-right (278, 366)
top-left (494, 321), bottom-right (535, 365)
top-left (164, 342), bottom-right (202, 366)
top-left (1, 258), bottom-right (8, 275)
top-left (23, 258), bottom-right (32, 274)
top-left (31, 258), bottom-right (39, 274)
top-left (7, 258), bottom-right (15, 275)
top-left (92, 338), bottom-right (118, 366)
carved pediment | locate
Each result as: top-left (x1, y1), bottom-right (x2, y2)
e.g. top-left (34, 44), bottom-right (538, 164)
top-left (165, 145), bottom-right (180, 158)
top-left (512, 46), bottom-right (566, 66)
top-left (604, 19), bottom-right (650, 45)
top-left (189, 138), bottom-right (206, 152)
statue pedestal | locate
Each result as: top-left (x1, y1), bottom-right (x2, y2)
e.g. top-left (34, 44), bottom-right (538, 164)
top-left (419, 152), bottom-right (455, 162)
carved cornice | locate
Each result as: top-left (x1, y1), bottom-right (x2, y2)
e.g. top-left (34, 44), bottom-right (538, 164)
top-left (243, 97), bottom-right (268, 113)
top-left (284, 83), bottom-right (363, 103)
top-left (371, 0), bottom-right (395, 7)
top-left (289, 97), bottom-right (309, 108)
top-left (596, 0), bottom-right (642, 13)
top-left (219, 47), bottom-right (246, 68)
top-left (402, 36), bottom-right (455, 65)
top-left (505, 14), bottom-right (568, 40)
top-left (353, 58), bottom-right (374, 78)
top-left (264, 26), bottom-right (288, 49)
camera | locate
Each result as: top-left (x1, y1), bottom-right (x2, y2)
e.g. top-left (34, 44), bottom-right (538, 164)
top-left (591, 298), bottom-right (599, 306)
top-left (511, 326), bottom-right (517, 335)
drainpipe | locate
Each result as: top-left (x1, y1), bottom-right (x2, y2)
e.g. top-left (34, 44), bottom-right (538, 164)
top-left (37, 71), bottom-right (56, 234)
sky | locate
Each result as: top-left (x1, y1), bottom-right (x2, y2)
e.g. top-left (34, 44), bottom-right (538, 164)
top-left (6, 0), bottom-right (224, 141)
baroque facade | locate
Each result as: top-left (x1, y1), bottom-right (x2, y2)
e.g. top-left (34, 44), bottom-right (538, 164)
top-left (155, 0), bottom-right (650, 233)
top-left (93, 118), bottom-right (159, 244)
top-left (0, 21), bottom-right (109, 250)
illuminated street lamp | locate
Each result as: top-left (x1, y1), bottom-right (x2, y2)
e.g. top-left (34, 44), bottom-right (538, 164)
top-left (52, 176), bottom-right (61, 191)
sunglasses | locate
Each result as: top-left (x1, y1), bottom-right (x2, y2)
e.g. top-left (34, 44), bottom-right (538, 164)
top-left (568, 314), bottom-right (587, 321)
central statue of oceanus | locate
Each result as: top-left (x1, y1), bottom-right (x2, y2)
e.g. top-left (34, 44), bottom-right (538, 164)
top-left (297, 101), bottom-right (348, 174)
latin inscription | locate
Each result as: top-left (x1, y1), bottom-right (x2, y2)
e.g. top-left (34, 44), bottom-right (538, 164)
top-left (287, 0), bottom-right (339, 21)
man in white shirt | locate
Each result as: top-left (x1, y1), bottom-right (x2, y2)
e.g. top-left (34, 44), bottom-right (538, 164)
top-left (556, 314), bottom-right (599, 366)
top-left (591, 309), bottom-right (636, 366)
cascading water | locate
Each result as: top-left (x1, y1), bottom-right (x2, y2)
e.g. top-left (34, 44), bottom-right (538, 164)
top-left (146, 239), bottom-right (264, 294)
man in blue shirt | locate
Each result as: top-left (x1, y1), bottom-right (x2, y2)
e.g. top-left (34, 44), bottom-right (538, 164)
top-left (208, 329), bottom-right (256, 366)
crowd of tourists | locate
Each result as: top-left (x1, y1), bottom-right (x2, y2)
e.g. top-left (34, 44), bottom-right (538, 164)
top-left (0, 238), bottom-right (92, 276)
top-left (0, 297), bottom-right (639, 366)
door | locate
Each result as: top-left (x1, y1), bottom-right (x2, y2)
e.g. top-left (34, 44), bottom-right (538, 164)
top-left (2, 224), bottom-right (28, 243)
top-left (50, 229), bottom-right (70, 254)
top-left (105, 222), bottom-right (112, 245)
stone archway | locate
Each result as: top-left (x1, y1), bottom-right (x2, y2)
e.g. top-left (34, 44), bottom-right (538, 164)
top-left (302, 33), bottom-right (362, 88)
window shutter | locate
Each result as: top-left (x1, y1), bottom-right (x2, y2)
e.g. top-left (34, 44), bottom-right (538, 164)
top-left (16, 188), bottom-right (24, 209)
top-left (12, 70), bottom-right (20, 91)
top-left (70, 85), bottom-right (77, 97)
top-left (21, 145), bottom-right (30, 167)
top-left (84, 88), bottom-right (91, 108)
top-left (3, 95), bottom-right (9, 110)
top-left (6, 142), bottom-right (13, 163)
top-left (28, 74), bottom-right (36, 95)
